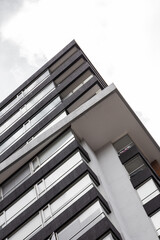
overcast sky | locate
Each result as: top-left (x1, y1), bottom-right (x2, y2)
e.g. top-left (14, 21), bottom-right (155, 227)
top-left (0, 0), bottom-right (160, 145)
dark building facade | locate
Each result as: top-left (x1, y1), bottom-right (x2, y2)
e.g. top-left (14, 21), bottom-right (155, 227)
top-left (0, 40), bottom-right (160, 240)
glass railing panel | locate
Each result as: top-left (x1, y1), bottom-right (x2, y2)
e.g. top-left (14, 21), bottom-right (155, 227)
top-left (27, 81), bottom-right (55, 109)
top-left (0, 187), bottom-right (36, 228)
top-left (34, 111), bottom-right (67, 139)
top-left (44, 178), bottom-right (94, 225)
top-left (1, 70), bottom-right (50, 117)
top-left (44, 152), bottom-right (83, 191)
top-left (70, 213), bottom-right (105, 240)
top-left (0, 130), bottom-right (75, 200)
top-left (1, 111), bottom-right (20, 134)
top-left (124, 154), bottom-right (146, 177)
top-left (0, 151), bottom-right (85, 228)
top-left (1, 164), bottom-right (31, 200)
top-left (137, 178), bottom-right (160, 205)
top-left (26, 70), bottom-right (50, 94)
top-left (31, 130), bottom-right (75, 172)
top-left (1, 127), bottom-right (24, 153)
top-left (25, 111), bottom-right (67, 146)
top-left (30, 97), bottom-right (61, 127)
top-left (1, 77), bottom-right (54, 134)
top-left (8, 213), bottom-right (42, 240)
top-left (5, 188), bottom-right (36, 225)
top-left (57, 201), bottom-right (106, 240)
top-left (7, 174), bottom-right (95, 240)
top-left (1, 96), bottom-right (21, 117)
top-left (1, 96), bottom-right (61, 154)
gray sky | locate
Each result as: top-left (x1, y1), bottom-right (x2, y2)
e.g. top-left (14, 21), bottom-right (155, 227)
top-left (0, 0), bottom-right (160, 146)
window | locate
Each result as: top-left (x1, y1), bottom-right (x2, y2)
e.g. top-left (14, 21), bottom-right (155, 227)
top-left (43, 151), bottom-right (84, 192)
top-left (1, 70), bottom-right (50, 117)
top-left (0, 97), bottom-right (17, 116)
top-left (8, 214), bottom-right (42, 240)
top-left (151, 211), bottom-right (160, 237)
top-left (46, 174), bottom-right (94, 222)
top-left (124, 154), bottom-right (146, 176)
top-left (31, 130), bottom-right (75, 172)
top-left (0, 130), bottom-right (75, 200)
top-left (25, 70), bottom-right (50, 94)
top-left (27, 111), bottom-right (67, 145)
top-left (137, 178), bottom-right (159, 204)
top-left (113, 135), bottom-right (134, 156)
top-left (0, 151), bottom-right (85, 228)
top-left (1, 110), bottom-right (21, 134)
top-left (1, 164), bottom-right (31, 199)
top-left (0, 187), bottom-right (36, 228)
top-left (5, 188), bottom-right (36, 225)
top-left (7, 174), bottom-right (95, 240)
top-left (1, 96), bottom-right (61, 154)
top-left (57, 201), bottom-right (106, 240)
top-left (1, 81), bottom-right (55, 134)
top-left (34, 112), bottom-right (67, 139)
top-left (30, 97), bottom-right (61, 127)
top-left (1, 93), bottom-right (23, 117)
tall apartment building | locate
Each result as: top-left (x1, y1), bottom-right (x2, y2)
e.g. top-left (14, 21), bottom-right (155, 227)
top-left (0, 40), bottom-right (160, 240)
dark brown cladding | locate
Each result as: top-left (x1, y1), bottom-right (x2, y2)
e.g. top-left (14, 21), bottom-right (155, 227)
top-left (0, 75), bottom-right (99, 162)
top-left (1, 50), bottom-right (83, 124)
top-left (0, 40), bottom-right (107, 112)
top-left (0, 40), bottom-right (76, 109)
top-left (151, 160), bottom-right (160, 177)
top-left (144, 194), bottom-right (160, 216)
top-left (1, 60), bottom-right (90, 137)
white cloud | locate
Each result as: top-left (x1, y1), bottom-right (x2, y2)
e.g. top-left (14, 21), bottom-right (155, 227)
top-left (0, 0), bottom-right (160, 145)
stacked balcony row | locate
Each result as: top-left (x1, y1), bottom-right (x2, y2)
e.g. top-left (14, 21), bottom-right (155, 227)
top-left (0, 40), bottom-right (106, 121)
top-left (114, 134), bottom-right (160, 238)
top-left (0, 129), bottom-right (122, 240)
top-left (0, 42), bottom-right (106, 161)
top-left (0, 49), bottom-right (106, 161)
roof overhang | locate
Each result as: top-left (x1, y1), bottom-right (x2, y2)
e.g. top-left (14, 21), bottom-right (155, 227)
top-left (1, 84), bottom-right (160, 183)
top-left (71, 85), bottom-right (160, 163)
